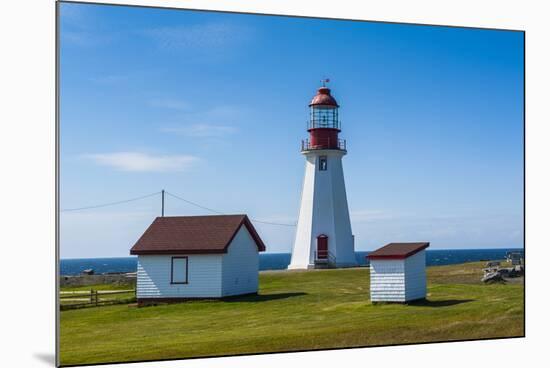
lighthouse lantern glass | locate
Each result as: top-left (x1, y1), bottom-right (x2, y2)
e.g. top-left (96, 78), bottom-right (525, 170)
top-left (310, 105), bottom-right (339, 130)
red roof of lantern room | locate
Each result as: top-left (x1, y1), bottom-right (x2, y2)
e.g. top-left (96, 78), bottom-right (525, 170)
top-left (130, 215), bottom-right (266, 255)
top-left (367, 242), bottom-right (430, 260)
top-left (309, 87), bottom-right (339, 107)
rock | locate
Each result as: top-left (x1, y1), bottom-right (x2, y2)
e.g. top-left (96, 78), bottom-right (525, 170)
top-left (485, 261), bottom-right (501, 268)
top-left (482, 271), bottom-right (506, 283)
top-left (511, 258), bottom-right (523, 266)
top-left (510, 265), bottom-right (524, 277)
top-left (498, 265), bottom-right (525, 278)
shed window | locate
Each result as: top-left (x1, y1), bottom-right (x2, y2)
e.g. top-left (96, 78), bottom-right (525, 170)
top-left (171, 257), bottom-right (188, 284)
top-left (319, 156), bottom-right (328, 171)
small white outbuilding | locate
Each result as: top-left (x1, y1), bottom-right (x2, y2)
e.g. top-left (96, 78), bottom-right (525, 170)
top-left (367, 242), bottom-right (430, 303)
top-left (130, 214), bottom-right (266, 305)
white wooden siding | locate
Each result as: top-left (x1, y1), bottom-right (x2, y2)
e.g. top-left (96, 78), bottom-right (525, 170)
top-left (370, 250), bottom-right (427, 302)
top-left (221, 225), bottom-right (260, 297)
top-left (370, 259), bottom-right (406, 302)
top-left (137, 254), bottom-right (223, 298)
top-left (404, 251), bottom-right (427, 301)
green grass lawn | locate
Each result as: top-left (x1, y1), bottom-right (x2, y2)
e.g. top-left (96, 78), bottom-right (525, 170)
top-left (59, 261), bottom-right (524, 366)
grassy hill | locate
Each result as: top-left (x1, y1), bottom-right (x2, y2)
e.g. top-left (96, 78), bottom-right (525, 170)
top-left (59, 261), bottom-right (524, 366)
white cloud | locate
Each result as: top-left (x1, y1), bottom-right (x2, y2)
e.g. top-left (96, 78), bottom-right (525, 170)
top-left (162, 124), bottom-right (236, 138)
top-left (60, 4), bottom-right (114, 47)
top-left (60, 209), bottom-right (157, 258)
top-left (349, 211), bottom-right (524, 251)
top-left (158, 105), bottom-right (247, 138)
top-left (148, 98), bottom-right (190, 111)
top-left (144, 22), bottom-right (251, 50)
top-left (89, 75), bottom-right (128, 85)
top-left (61, 31), bottom-right (88, 46)
top-left (351, 209), bottom-right (400, 223)
top-left (60, 3), bottom-right (88, 24)
top-left (83, 152), bottom-right (199, 172)
top-left (61, 27), bottom-right (116, 47)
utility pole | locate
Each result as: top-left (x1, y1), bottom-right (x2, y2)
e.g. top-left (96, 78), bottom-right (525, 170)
top-left (161, 189), bottom-right (165, 217)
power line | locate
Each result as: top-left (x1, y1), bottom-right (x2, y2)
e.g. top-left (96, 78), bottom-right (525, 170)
top-left (61, 191), bottom-right (161, 212)
top-left (247, 219), bottom-right (297, 227)
top-left (165, 191), bottom-right (225, 215)
top-left (165, 191), bottom-right (296, 227)
top-left (61, 189), bottom-right (297, 227)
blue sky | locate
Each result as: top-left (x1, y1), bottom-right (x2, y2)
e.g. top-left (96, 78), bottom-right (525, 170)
top-left (59, 3), bottom-right (524, 258)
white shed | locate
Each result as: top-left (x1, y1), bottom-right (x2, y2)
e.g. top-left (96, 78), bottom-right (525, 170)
top-left (368, 242), bottom-right (430, 303)
top-left (130, 214), bottom-right (266, 305)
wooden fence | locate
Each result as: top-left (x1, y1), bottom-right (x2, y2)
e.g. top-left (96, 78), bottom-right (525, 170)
top-left (60, 289), bottom-right (136, 310)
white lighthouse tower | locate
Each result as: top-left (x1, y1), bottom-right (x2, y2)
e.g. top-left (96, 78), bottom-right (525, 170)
top-left (288, 82), bottom-right (357, 269)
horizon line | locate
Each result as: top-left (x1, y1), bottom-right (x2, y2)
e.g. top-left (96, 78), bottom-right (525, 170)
top-left (60, 247), bottom-right (525, 260)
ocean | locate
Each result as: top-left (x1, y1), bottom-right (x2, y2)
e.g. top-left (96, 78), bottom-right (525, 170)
top-left (60, 248), bottom-right (523, 276)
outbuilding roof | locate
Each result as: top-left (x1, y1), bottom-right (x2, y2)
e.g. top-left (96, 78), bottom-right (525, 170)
top-left (367, 242), bottom-right (430, 260)
top-left (130, 215), bottom-right (266, 255)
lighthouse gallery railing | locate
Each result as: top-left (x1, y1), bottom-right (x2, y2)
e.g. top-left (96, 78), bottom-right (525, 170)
top-left (301, 138), bottom-right (346, 151)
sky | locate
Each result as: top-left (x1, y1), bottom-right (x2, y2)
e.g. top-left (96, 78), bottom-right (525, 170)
top-left (59, 2), bottom-right (524, 258)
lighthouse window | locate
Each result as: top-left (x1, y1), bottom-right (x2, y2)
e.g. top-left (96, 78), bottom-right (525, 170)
top-left (310, 107), bottom-right (339, 129)
top-left (319, 156), bottom-right (328, 171)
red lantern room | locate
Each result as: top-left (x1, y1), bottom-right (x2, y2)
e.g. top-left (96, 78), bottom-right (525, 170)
top-left (302, 81), bottom-right (346, 151)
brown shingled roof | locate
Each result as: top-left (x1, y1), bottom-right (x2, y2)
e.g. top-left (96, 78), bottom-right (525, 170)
top-left (367, 242), bottom-right (430, 260)
top-left (130, 215), bottom-right (266, 255)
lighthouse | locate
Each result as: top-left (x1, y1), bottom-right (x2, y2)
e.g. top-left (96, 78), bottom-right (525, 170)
top-left (288, 82), bottom-right (357, 269)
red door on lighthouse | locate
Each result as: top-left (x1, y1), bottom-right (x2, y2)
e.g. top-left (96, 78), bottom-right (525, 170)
top-left (317, 235), bottom-right (328, 260)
